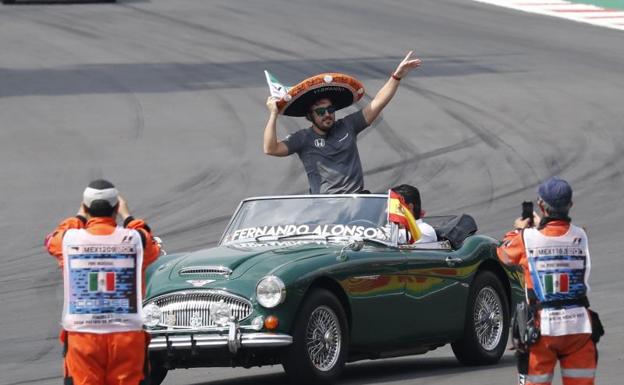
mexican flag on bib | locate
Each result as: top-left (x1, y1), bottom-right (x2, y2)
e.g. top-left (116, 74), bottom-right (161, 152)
top-left (543, 273), bottom-right (569, 294)
top-left (89, 272), bottom-right (116, 292)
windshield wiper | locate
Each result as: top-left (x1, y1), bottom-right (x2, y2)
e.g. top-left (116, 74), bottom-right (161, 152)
top-left (252, 233), bottom-right (324, 242)
top-left (254, 234), bottom-right (277, 242)
top-left (322, 235), bottom-right (395, 249)
top-left (356, 237), bottom-right (395, 249)
top-left (277, 232), bottom-right (325, 241)
top-left (360, 237), bottom-right (394, 248)
top-left (323, 234), bottom-right (391, 245)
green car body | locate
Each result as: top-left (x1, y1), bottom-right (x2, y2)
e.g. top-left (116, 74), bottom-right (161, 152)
top-left (144, 195), bottom-right (523, 384)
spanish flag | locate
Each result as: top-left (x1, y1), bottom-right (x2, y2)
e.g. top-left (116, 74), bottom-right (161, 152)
top-left (388, 190), bottom-right (421, 243)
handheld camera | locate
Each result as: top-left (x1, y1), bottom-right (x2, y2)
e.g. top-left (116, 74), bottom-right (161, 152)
top-left (522, 201), bottom-right (534, 227)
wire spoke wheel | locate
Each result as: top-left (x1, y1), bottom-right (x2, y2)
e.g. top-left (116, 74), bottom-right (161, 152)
top-left (474, 286), bottom-right (503, 351)
top-left (452, 271), bottom-right (510, 366)
top-left (305, 305), bottom-right (342, 372)
top-left (282, 289), bottom-right (348, 384)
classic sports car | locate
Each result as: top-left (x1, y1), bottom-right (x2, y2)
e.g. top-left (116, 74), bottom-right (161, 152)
top-left (143, 194), bottom-right (523, 385)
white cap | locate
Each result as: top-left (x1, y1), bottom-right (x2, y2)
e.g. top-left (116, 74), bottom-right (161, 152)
top-left (82, 180), bottom-right (119, 208)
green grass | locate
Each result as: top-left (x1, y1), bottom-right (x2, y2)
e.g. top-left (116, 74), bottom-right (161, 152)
top-left (568, 0), bottom-right (624, 11)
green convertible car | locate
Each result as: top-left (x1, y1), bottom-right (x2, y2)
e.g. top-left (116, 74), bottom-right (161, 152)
top-left (143, 194), bottom-right (523, 384)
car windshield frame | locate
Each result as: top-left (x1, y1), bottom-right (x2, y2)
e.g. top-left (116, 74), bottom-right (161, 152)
top-left (219, 194), bottom-right (392, 246)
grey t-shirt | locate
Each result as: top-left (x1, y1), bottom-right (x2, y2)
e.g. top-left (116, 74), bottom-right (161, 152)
top-left (283, 110), bottom-right (369, 194)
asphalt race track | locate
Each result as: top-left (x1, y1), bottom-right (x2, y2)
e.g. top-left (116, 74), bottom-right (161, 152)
top-left (1, 0), bottom-right (623, 384)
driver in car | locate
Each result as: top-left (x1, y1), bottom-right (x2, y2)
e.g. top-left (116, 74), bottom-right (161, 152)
top-left (391, 184), bottom-right (437, 243)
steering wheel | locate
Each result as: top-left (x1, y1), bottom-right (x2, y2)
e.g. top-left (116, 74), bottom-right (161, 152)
top-left (345, 219), bottom-right (378, 227)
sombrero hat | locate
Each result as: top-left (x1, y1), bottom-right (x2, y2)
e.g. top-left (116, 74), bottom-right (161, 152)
top-left (277, 73), bottom-right (365, 117)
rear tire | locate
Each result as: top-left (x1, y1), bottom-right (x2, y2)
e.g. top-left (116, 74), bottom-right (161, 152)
top-left (282, 289), bottom-right (349, 385)
top-left (452, 270), bottom-right (509, 365)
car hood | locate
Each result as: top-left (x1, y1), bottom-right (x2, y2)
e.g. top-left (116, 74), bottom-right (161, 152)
top-left (145, 241), bottom-right (338, 299)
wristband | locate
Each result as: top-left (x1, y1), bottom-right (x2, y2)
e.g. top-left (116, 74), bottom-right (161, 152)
top-left (391, 73), bottom-right (402, 81)
top-left (123, 216), bottom-right (135, 228)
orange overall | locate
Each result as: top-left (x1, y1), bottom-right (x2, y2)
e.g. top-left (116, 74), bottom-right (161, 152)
top-left (46, 216), bottom-right (160, 385)
top-left (498, 220), bottom-right (597, 385)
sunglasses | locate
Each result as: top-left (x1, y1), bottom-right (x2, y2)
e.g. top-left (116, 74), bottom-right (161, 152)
top-left (313, 106), bottom-right (336, 116)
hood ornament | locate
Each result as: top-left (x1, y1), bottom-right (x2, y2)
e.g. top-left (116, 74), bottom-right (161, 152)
top-left (186, 279), bottom-right (215, 287)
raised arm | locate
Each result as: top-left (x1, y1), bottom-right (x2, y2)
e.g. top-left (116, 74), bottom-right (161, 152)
top-left (362, 51), bottom-right (422, 125)
top-left (263, 97), bottom-right (290, 157)
top-left (117, 196), bottom-right (161, 268)
top-left (45, 204), bottom-right (88, 268)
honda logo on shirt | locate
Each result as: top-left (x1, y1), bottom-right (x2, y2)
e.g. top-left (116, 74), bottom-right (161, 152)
top-left (314, 138), bottom-right (325, 148)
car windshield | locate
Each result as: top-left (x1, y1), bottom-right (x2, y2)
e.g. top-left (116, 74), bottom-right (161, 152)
top-left (220, 195), bottom-right (389, 245)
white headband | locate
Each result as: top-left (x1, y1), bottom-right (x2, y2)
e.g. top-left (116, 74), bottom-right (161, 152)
top-left (83, 186), bottom-right (119, 207)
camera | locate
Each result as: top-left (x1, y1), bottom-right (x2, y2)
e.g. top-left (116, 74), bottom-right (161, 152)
top-left (522, 201), bottom-right (534, 227)
top-left (525, 325), bottom-right (540, 345)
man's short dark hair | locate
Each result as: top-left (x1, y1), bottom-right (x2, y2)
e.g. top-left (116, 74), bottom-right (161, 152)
top-left (86, 200), bottom-right (117, 217)
top-left (84, 179), bottom-right (118, 217)
top-left (540, 200), bottom-right (571, 219)
top-left (391, 184), bottom-right (421, 219)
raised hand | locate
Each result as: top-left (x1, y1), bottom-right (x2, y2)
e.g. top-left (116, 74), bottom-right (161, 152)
top-left (117, 195), bottom-right (131, 221)
top-left (266, 96), bottom-right (279, 115)
top-left (393, 51), bottom-right (422, 78)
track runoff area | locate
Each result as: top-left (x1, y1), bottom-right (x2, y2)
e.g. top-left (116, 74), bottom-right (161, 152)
top-left (474, 0), bottom-right (624, 30)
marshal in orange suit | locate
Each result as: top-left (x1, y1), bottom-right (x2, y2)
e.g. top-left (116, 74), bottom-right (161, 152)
top-left (497, 177), bottom-right (602, 385)
top-left (46, 180), bottom-right (161, 385)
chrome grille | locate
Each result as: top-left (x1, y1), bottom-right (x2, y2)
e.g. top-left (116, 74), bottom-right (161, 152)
top-left (179, 266), bottom-right (232, 276)
top-left (151, 290), bottom-right (252, 328)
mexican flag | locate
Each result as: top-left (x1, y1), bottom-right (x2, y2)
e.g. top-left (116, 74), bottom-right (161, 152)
top-left (543, 273), bottom-right (569, 294)
top-left (388, 190), bottom-right (421, 243)
top-left (89, 272), bottom-right (116, 293)
top-left (264, 70), bottom-right (290, 100)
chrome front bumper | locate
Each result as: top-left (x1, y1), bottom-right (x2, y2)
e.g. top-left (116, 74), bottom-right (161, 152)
top-left (148, 322), bottom-right (292, 354)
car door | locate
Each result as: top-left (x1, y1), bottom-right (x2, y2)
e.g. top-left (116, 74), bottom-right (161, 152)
top-left (337, 245), bottom-right (406, 350)
top-left (400, 248), bottom-right (472, 343)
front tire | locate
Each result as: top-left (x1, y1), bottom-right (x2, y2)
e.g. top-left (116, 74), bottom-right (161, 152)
top-left (452, 270), bottom-right (509, 365)
top-left (147, 360), bottom-right (167, 385)
top-left (282, 289), bottom-right (349, 385)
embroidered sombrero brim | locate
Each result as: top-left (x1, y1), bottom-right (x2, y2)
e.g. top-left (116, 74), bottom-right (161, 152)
top-left (277, 73), bottom-right (365, 117)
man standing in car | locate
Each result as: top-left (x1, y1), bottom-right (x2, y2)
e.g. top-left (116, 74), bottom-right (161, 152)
top-left (45, 180), bottom-right (161, 385)
top-left (263, 52), bottom-right (422, 194)
top-left (497, 177), bottom-right (601, 385)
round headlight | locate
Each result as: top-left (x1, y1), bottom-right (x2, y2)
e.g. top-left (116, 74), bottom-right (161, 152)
top-left (256, 276), bottom-right (286, 308)
top-left (142, 303), bottom-right (161, 327)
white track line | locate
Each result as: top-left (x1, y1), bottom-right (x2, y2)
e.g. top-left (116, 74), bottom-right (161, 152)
top-left (474, 0), bottom-right (624, 31)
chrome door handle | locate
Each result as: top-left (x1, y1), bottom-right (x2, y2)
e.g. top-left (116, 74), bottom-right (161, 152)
top-left (445, 257), bottom-right (463, 265)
